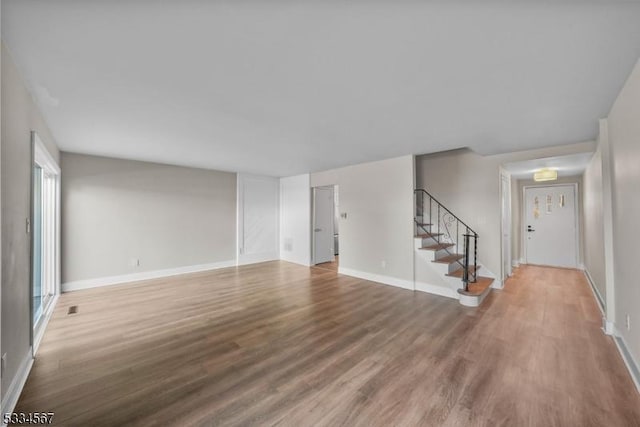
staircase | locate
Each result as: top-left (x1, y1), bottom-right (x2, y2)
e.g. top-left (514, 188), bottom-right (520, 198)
top-left (414, 189), bottom-right (495, 307)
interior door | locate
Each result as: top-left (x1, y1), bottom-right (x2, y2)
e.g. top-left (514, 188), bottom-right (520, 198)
top-left (525, 185), bottom-right (577, 268)
top-left (313, 186), bottom-right (334, 264)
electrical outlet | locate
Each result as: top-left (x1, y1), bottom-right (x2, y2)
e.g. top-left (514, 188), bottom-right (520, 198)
top-left (130, 258), bottom-right (140, 267)
top-left (381, 260), bottom-right (387, 269)
top-left (626, 314), bottom-right (631, 331)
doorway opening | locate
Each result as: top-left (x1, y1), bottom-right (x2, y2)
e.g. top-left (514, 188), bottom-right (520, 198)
top-left (32, 132), bottom-right (61, 353)
top-left (312, 185), bottom-right (339, 271)
top-left (501, 152), bottom-right (592, 273)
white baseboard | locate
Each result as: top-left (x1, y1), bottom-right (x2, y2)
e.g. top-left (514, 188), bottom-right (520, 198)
top-left (237, 252), bottom-right (279, 266)
top-left (613, 328), bottom-right (640, 395)
top-left (280, 255), bottom-right (312, 267)
top-left (338, 267), bottom-right (414, 291)
top-left (414, 281), bottom-right (458, 300)
top-left (604, 320), bottom-right (615, 336)
top-left (62, 260), bottom-right (236, 292)
top-left (512, 260), bottom-right (520, 268)
top-left (1, 351), bottom-right (34, 418)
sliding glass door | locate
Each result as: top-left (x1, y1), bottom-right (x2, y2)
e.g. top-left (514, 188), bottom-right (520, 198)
top-left (32, 133), bottom-right (60, 350)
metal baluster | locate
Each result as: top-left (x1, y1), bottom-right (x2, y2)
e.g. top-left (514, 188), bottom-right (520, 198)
top-left (463, 233), bottom-right (470, 292)
top-left (474, 234), bottom-right (478, 283)
top-left (429, 196), bottom-right (432, 234)
top-left (437, 204), bottom-right (440, 243)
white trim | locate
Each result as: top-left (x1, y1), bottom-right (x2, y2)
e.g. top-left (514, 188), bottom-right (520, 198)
top-left (613, 328), bottom-right (640, 394)
top-left (584, 269), bottom-right (605, 314)
top-left (604, 321), bottom-right (615, 336)
top-left (33, 294), bottom-right (59, 354)
top-left (414, 281), bottom-right (458, 300)
top-left (0, 351), bottom-right (34, 421)
top-left (236, 253), bottom-right (279, 267)
top-left (499, 168), bottom-right (512, 282)
top-left (32, 133), bottom-right (60, 175)
top-left (491, 279), bottom-right (505, 290)
top-left (338, 267), bottom-right (414, 291)
top-left (62, 260), bottom-right (236, 292)
top-left (31, 131), bottom-right (62, 361)
top-left (458, 286), bottom-right (493, 307)
top-left (599, 119), bottom-right (617, 335)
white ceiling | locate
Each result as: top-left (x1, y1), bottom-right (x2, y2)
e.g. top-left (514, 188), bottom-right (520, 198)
top-left (503, 152), bottom-right (595, 179)
top-left (3, 1), bottom-right (640, 177)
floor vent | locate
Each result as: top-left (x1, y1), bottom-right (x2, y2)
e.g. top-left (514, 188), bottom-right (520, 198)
top-left (68, 306), bottom-right (78, 315)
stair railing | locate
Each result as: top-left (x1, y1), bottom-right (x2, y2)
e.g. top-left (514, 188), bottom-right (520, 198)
top-left (414, 189), bottom-right (478, 291)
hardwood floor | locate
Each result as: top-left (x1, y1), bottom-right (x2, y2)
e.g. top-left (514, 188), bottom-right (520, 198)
top-left (312, 256), bottom-right (339, 272)
top-left (15, 263), bottom-right (640, 426)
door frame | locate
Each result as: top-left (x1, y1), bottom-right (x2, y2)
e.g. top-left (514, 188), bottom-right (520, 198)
top-left (311, 185), bottom-right (335, 265)
top-left (522, 183), bottom-right (580, 268)
top-left (499, 169), bottom-right (512, 282)
top-left (31, 132), bottom-right (61, 354)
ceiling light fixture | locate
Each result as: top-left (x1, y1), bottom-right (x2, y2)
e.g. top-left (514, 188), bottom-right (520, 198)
top-left (533, 168), bottom-right (558, 182)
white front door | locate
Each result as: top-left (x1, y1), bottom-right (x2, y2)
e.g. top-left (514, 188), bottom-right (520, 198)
top-left (524, 185), bottom-right (577, 268)
top-left (313, 186), bottom-right (335, 264)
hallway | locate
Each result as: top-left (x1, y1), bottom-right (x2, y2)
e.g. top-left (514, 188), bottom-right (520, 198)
top-left (14, 263), bottom-right (640, 426)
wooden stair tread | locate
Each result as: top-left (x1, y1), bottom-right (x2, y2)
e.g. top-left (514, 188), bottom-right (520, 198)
top-left (420, 243), bottom-right (455, 251)
top-left (433, 254), bottom-right (464, 264)
top-left (446, 266), bottom-right (481, 278)
top-left (457, 277), bottom-right (494, 296)
top-left (415, 232), bottom-right (443, 239)
top-left (415, 223), bottom-right (433, 227)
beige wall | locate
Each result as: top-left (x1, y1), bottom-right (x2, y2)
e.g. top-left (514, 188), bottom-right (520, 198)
top-left (513, 175), bottom-right (584, 267)
top-left (415, 141), bottom-right (595, 279)
top-left (607, 57), bottom-right (640, 366)
top-left (61, 153), bottom-right (237, 284)
top-left (582, 148), bottom-right (606, 306)
top-left (311, 156), bottom-right (415, 284)
top-left (1, 44), bottom-right (60, 399)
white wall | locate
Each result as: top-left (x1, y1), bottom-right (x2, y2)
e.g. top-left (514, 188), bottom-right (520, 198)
top-left (61, 153), bottom-right (237, 287)
top-left (311, 156), bottom-right (415, 288)
top-left (607, 57), bottom-right (640, 376)
top-left (279, 174), bottom-right (311, 266)
top-left (1, 43), bottom-right (60, 407)
top-left (582, 148), bottom-right (606, 307)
